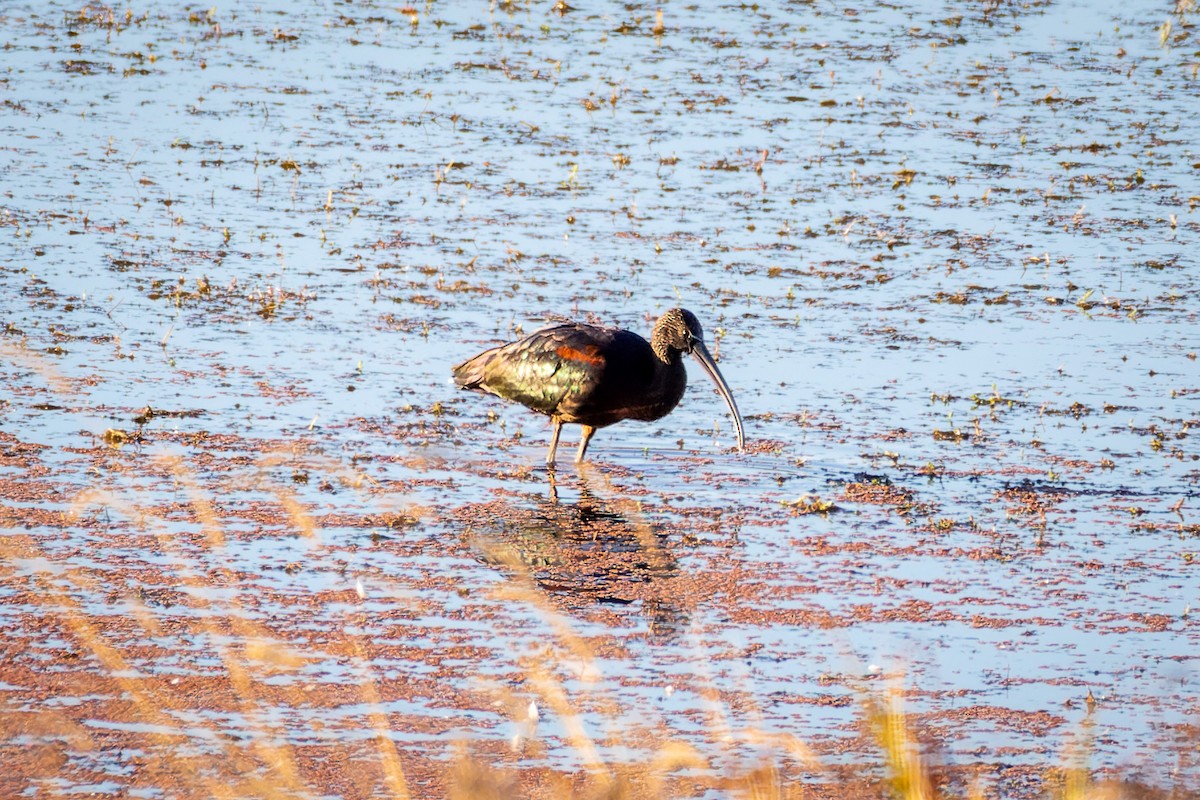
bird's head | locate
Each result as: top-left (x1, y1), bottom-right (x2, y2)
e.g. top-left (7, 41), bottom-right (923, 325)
top-left (652, 307), bottom-right (704, 360)
top-left (651, 307), bottom-right (745, 451)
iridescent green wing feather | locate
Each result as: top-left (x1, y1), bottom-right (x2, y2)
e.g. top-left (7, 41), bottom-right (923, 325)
top-left (475, 325), bottom-right (611, 416)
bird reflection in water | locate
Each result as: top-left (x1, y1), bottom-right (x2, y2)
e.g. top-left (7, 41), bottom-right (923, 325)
top-left (478, 471), bottom-right (688, 641)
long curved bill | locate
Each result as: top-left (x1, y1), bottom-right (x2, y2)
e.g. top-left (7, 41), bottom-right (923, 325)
top-left (689, 340), bottom-right (746, 452)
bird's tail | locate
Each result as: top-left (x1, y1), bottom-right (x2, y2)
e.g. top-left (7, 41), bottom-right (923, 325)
top-left (452, 350), bottom-right (493, 390)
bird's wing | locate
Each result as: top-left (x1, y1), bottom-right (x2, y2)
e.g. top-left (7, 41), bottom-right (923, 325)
top-left (472, 324), bottom-right (613, 415)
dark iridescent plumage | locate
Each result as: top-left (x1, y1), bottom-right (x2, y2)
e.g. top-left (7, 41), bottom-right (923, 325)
top-left (453, 308), bottom-right (745, 464)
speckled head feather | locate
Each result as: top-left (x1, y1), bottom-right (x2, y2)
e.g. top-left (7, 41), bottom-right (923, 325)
top-left (650, 308), bottom-right (703, 362)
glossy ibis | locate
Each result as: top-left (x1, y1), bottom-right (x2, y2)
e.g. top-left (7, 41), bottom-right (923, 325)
top-left (453, 308), bottom-right (745, 464)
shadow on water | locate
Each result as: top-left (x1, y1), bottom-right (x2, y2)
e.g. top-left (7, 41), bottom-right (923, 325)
top-left (472, 470), bottom-right (689, 641)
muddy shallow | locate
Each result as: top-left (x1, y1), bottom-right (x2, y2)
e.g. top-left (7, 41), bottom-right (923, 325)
top-left (1, 0), bottom-right (1198, 797)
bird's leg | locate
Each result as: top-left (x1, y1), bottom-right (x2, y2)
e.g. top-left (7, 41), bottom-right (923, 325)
top-left (574, 425), bottom-right (596, 463)
top-left (547, 417), bottom-right (563, 465)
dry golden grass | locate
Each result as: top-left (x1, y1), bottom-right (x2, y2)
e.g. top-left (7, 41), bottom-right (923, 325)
top-left (3, 452), bottom-right (1192, 800)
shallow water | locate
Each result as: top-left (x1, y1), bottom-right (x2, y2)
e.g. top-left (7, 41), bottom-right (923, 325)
top-left (1, 0), bottom-right (1198, 796)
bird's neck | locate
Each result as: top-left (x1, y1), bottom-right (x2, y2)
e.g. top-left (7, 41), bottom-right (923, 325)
top-left (650, 336), bottom-right (678, 364)
top-left (643, 350), bottom-right (686, 417)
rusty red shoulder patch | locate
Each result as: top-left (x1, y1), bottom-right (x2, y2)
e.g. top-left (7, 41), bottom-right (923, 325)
top-left (556, 344), bottom-right (604, 366)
